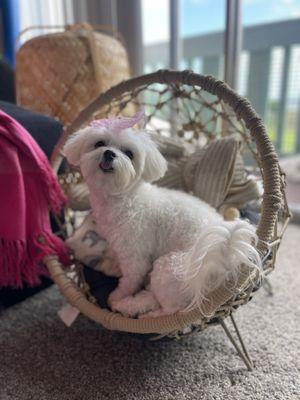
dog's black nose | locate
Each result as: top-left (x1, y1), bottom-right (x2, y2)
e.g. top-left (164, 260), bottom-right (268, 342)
top-left (104, 150), bottom-right (116, 161)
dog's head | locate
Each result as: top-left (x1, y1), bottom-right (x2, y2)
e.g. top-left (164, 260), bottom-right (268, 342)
top-left (63, 114), bottom-right (167, 195)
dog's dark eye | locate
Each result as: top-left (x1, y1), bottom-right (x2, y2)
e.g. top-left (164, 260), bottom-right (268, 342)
top-left (124, 149), bottom-right (134, 160)
top-left (94, 140), bottom-right (106, 148)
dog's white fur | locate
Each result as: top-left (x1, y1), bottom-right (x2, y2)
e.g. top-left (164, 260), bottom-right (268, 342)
top-left (64, 125), bottom-right (261, 317)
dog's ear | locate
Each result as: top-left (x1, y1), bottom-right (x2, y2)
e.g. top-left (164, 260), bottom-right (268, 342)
top-left (63, 129), bottom-right (87, 166)
top-left (142, 136), bottom-right (168, 183)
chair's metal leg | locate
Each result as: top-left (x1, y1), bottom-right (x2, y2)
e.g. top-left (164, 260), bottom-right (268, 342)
top-left (220, 314), bottom-right (254, 371)
top-left (229, 314), bottom-right (253, 365)
top-left (262, 277), bottom-right (273, 296)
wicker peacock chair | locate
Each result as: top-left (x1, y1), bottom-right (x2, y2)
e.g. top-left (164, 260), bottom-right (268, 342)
top-left (46, 70), bottom-right (290, 370)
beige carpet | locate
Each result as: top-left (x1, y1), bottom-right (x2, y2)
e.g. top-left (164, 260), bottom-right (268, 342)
top-left (0, 225), bottom-right (299, 400)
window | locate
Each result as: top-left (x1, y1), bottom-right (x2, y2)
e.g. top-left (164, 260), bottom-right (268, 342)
top-left (241, 0), bottom-right (300, 155)
top-left (142, 0), bottom-right (300, 155)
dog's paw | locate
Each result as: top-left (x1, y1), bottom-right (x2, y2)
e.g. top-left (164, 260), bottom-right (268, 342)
top-left (108, 288), bottom-right (127, 308)
top-left (110, 297), bottom-right (139, 318)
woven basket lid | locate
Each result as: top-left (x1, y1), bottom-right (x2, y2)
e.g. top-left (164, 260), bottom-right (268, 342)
top-left (16, 24), bottom-right (131, 126)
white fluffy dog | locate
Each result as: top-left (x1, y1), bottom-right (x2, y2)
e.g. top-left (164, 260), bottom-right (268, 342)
top-left (63, 112), bottom-right (261, 318)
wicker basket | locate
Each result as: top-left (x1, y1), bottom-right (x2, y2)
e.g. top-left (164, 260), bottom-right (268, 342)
top-left (16, 24), bottom-right (131, 126)
top-left (46, 70), bottom-right (290, 365)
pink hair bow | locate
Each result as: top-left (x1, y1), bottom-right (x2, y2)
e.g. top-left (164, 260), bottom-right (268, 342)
top-left (89, 110), bottom-right (145, 132)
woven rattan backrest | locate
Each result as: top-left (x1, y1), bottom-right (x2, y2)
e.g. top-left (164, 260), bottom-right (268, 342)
top-left (52, 70), bottom-right (288, 251)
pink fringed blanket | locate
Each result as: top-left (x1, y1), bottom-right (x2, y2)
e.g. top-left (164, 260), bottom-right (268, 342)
top-left (0, 110), bottom-right (70, 287)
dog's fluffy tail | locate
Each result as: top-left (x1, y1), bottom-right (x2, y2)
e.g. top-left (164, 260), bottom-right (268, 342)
top-left (172, 220), bottom-right (262, 311)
